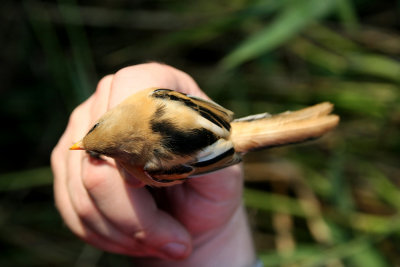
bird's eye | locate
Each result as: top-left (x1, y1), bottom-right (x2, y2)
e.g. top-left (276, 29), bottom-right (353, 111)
top-left (87, 123), bottom-right (99, 135)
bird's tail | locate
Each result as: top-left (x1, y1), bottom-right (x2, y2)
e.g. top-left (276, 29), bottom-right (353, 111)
top-left (230, 102), bottom-right (339, 153)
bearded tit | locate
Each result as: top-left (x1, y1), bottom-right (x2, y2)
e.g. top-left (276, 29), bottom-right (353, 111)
top-left (70, 88), bottom-right (339, 186)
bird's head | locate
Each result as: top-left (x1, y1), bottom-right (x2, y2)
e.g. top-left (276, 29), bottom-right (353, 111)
top-left (69, 105), bottom-right (149, 161)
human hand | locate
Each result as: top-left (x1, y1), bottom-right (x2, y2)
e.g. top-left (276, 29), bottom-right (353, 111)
top-left (51, 63), bottom-right (255, 266)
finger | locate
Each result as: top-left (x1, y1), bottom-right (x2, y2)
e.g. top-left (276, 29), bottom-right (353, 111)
top-left (108, 62), bottom-right (204, 108)
top-left (68, 96), bottom-right (158, 254)
top-left (52, 98), bottom-right (139, 255)
top-left (66, 152), bottom-right (148, 254)
top-left (90, 74), bottom-right (114, 121)
top-left (188, 165), bottom-right (244, 203)
top-left (167, 65), bottom-right (208, 98)
top-left (53, 156), bottom-right (135, 255)
top-left (165, 165), bottom-right (244, 235)
top-left (81, 156), bottom-right (192, 260)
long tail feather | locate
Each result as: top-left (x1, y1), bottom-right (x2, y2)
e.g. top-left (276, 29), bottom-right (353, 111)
top-left (231, 102), bottom-right (339, 153)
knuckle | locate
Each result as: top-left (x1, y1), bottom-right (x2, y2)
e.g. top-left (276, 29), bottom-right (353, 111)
top-left (68, 105), bottom-right (87, 131)
top-left (113, 65), bottom-right (136, 78)
top-left (68, 106), bottom-right (82, 124)
top-left (140, 62), bottom-right (171, 74)
top-left (69, 95), bottom-right (94, 123)
top-left (133, 62), bottom-right (170, 73)
top-left (115, 62), bottom-right (173, 81)
top-left (98, 74), bottom-right (114, 87)
top-left (94, 75), bottom-right (113, 96)
top-left (67, 97), bottom-right (95, 138)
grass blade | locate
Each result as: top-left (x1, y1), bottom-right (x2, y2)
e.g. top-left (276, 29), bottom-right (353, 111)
top-left (221, 0), bottom-right (337, 69)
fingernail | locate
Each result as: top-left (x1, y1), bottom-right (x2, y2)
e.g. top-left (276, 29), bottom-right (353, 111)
top-left (160, 242), bottom-right (188, 259)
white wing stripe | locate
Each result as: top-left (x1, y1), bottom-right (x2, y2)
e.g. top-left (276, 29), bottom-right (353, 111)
top-left (196, 115), bottom-right (230, 138)
top-left (195, 139), bottom-right (234, 163)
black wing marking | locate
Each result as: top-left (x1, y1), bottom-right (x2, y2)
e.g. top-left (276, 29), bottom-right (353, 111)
top-left (146, 147), bottom-right (241, 180)
top-left (150, 119), bottom-right (219, 156)
top-left (190, 149), bottom-right (242, 176)
top-left (151, 89), bottom-right (233, 131)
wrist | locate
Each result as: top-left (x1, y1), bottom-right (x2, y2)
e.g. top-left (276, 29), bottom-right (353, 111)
top-left (134, 203), bottom-right (256, 267)
top-left (190, 203), bottom-right (256, 267)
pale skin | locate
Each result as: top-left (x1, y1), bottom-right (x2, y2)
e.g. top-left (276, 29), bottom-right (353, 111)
top-left (51, 63), bottom-right (256, 266)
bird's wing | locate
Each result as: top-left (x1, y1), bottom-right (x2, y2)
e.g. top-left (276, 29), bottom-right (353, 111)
top-left (145, 139), bottom-right (241, 180)
top-left (144, 89), bottom-right (240, 181)
top-left (150, 89), bottom-right (234, 132)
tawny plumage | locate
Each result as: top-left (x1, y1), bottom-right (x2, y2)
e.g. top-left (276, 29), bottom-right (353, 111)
top-left (70, 88), bottom-right (339, 186)
top-left (231, 102), bottom-right (338, 153)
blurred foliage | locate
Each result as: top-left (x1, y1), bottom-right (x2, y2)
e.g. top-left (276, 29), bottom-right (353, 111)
top-left (0, 0), bottom-right (400, 266)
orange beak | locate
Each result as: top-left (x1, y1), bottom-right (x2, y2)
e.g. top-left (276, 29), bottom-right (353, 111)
top-left (69, 140), bottom-right (84, 150)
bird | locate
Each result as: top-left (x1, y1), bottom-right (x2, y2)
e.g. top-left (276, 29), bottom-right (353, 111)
top-left (70, 88), bottom-right (339, 187)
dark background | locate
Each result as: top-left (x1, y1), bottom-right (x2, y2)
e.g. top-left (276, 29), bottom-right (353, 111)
top-left (1, 0), bottom-right (399, 266)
